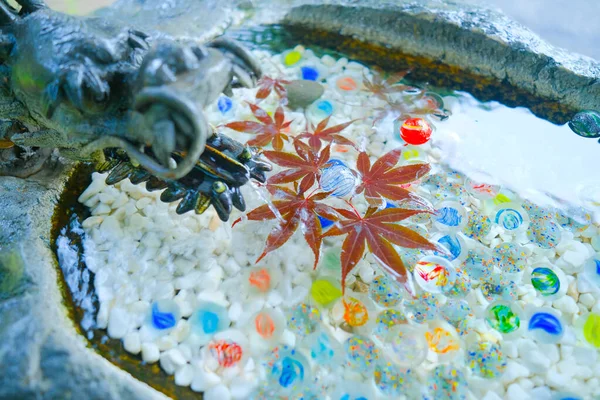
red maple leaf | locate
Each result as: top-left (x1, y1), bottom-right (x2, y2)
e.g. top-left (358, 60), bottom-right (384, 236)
top-left (224, 103), bottom-right (292, 151)
top-left (263, 139), bottom-right (332, 194)
top-left (362, 69), bottom-right (413, 101)
top-left (297, 116), bottom-right (357, 151)
top-left (255, 76), bottom-right (291, 104)
top-left (322, 205), bottom-right (437, 292)
top-left (356, 148), bottom-right (431, 206)
top-left (233, 185), bottom-right (340, 269)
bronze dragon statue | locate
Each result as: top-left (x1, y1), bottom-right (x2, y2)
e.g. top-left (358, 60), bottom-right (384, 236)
top-left (0, 0), bottom-right (271, 221)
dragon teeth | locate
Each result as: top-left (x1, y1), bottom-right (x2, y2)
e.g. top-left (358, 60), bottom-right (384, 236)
top-left (145, 176), bottom-right (168, 192)
top-left (160, 184), bottom-right (187, 203)
top-left (105, 162), bottom-right (135, 185)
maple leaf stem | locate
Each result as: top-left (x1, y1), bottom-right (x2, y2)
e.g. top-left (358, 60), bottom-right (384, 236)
top-left (345, 200), bottom-right (361, 218)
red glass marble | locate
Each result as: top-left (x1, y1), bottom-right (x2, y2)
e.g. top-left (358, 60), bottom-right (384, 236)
top-left (400, 118), bottom-right (432, 145)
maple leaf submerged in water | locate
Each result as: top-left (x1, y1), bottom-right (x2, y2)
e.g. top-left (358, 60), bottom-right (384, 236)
top-left (255, 76), bottom-right (291, 104)
top-left (322, 206), bottom-right (438, 294)
top-left (263, 139), bottom-right (332, 194)
top-left (233, 185), bottom-right (340, 269)
top-left (356, 148), bottom-right (431, 206)
top-left (296, 116), bottom-right (357, 151)
top-left (224, 103), bottom-right (292, 151)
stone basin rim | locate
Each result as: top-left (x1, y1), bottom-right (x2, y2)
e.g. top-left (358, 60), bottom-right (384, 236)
top-left (1, 1), bottom-right (599, 399)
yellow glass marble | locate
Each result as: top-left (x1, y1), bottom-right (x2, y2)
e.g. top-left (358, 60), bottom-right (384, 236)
top-left (583, 313), bottom-right (600, 348)
top-left (284, 51), bottom-right (302, 66)
top-left (311, 278), bottom-right (342, 306)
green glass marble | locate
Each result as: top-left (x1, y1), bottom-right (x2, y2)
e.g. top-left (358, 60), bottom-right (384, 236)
top-left (568, 110), bottom-right (600, 139)
top-left (486, 303), bottom-right (520, 334)
top-left (531, 267), bottom-right (560, 296)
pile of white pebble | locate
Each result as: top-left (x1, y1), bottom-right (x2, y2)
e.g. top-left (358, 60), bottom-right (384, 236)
top-left (57, 46), bottom-right (600, 400)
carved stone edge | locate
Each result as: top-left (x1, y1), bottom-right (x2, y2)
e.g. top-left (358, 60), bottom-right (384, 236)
top-left (281, 0), bottom-right (600, 112)
top-left (0, 165), bottom-right (168, 400)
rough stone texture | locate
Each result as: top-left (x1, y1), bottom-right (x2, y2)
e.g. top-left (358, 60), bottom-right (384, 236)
top-left (281, 0), bottom-right (600, 113)
top-left (0, 165), bottom-right (168, 400)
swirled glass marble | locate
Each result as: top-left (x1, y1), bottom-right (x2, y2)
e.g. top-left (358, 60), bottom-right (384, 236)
top-left (320, 159), bottom-right (357, 197)
top-left (530, 267), bottom-right (560, 296)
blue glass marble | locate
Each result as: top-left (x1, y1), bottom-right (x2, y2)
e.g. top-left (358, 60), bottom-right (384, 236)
top-left (320, 160), bottom-right (357, 197)
top-left (495, 208), bottom-right (524, 230)
top-left (151, 302), bottom-right (176, 330)
top-left (316, 100), bottom-right (333, 116)
top-left (189, 302), bottom-right (230, 340)
top-left (436, 207), bottom-right (462, 227)
top-left (269, 348), bottom-right (310, 395)
top-left (301, 66), bottom-right (319, 81)
top-left (385, 201), bottom-right (396, 209)
top-left (217, 96), bottom-right (233, 114)
top-left (318, 215), bottom-right (334, 230)
top-left (528, 310), bottom-right (564, 343)
top-left (301, 331), bottom-right (341, 366)
top-left (434, 234), bottom-right (462, 261)
top-left (531, 267), bottom-right (560, 296)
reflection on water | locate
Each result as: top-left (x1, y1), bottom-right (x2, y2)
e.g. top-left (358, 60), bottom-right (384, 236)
top-left (433, 92), bottom-right (600, 221)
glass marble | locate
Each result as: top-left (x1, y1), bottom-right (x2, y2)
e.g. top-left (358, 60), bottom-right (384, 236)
top-left (568, 110), bottom-right (600, 139)
top-left (462, 246), bottom-right (493, 280)
top-left (582, 313), bottom-right (600, 348)
top-left (301, 66), bottom-right (319, 81)
top-left (466, 342), bottom-right (506, 378)
top-left (287, 303), bottom-right (322, 337)
top-left (268, 348), bottom-right (311, 395)
top-left (374, 361), bottom-right (413, 396)
top-left (434, 201), bottom-right (467, 231)
top-left (369, 275), bottom-right (402, 307)
top-left (465, 178), bottom-right (499, 200)
top-left (342, 296), bottom-right (372, 328)
top-left (443, 266), bottom-right (471, 298)
top-left (427, 365), bottom-right (469, 400)
top-left (441, 299), bottom-right (473, 335)
top-left (494, 205), bottom-right (527, 231)
top-left (344, 335), bottom-right (380, 372)
top-left (308, 99), bottom-right (335, 120)
top-left (252, 309), bottom-right (286, 343)
top-left (217, 96), bottom-right (233, 114)
top-left (433, 233), bottom-right (465, 262)
top-left (301, 330), bottom-right (342, 366)
top-left (462, 210), bottom-right (492, 241)
top-left (527, 309), bottom-right (564, 343)
top-left (414, 255), bottom-right (457, 293)
top-left (247, 266), bottom-right (281, 294)
top-left (320, 159), bottom-right (357, 197)
top-left (333, 382), bottom-right (375, 400)
top-left (481, 275), bottom-right (518, 302)
top-left (424, 320), bottom-right (461, 361)
top-left (530, 266), bottom-right (561, 296)
top-left (400, 117), bottom-right (432, 145)
top-left (148, 299), bottom-right (180, 331)
top-left (283, 50), bottom-right (302, 66)
top-left (189, 302), bottom-right (230, 340)
top-left (492, 242), bottom-right (526, 273)
top-left (335, 75), bottom-right (359, 92)
top-left (404, 292), bottom-right (441, 324)
top-left (318, 215), bottom-right (334, 230)
top-left (385, 325), bottom-right (428, 367)
top-left (526, 219), bottom-right (560, 249)
top-left (311, 277), bottom-right (342, 307)
top-left (485, 302), bottom-right (521, 335)
top-left (373, 309), bottom-right (407, 341)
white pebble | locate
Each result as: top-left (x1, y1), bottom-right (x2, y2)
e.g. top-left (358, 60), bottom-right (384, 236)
top-left (552, 295), bottom-right (579, 315)
top-left (174, 364), bottom-right (194, 387)
top-left (191, 368), bottom-right (221, 392)
top-left (579, 293), bottom-right (595, 308)
top-left (141, 342), bottom-right (160, 363)
top-left (506, 383), bottom-right (529, 400)
top-left (204, 384), bottom-right (231, 400)
top-left (123, 331), bottom-right (141, 354)
top-left (228, 302), bottom-right (243, 322)
top-left (107, 306), bottom-right (129, 339)
top-left (501, 361), bottom-right (530, 383)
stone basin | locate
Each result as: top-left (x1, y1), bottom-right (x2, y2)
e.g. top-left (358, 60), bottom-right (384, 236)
top-left (1, 1), bottom-right (599, 399)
